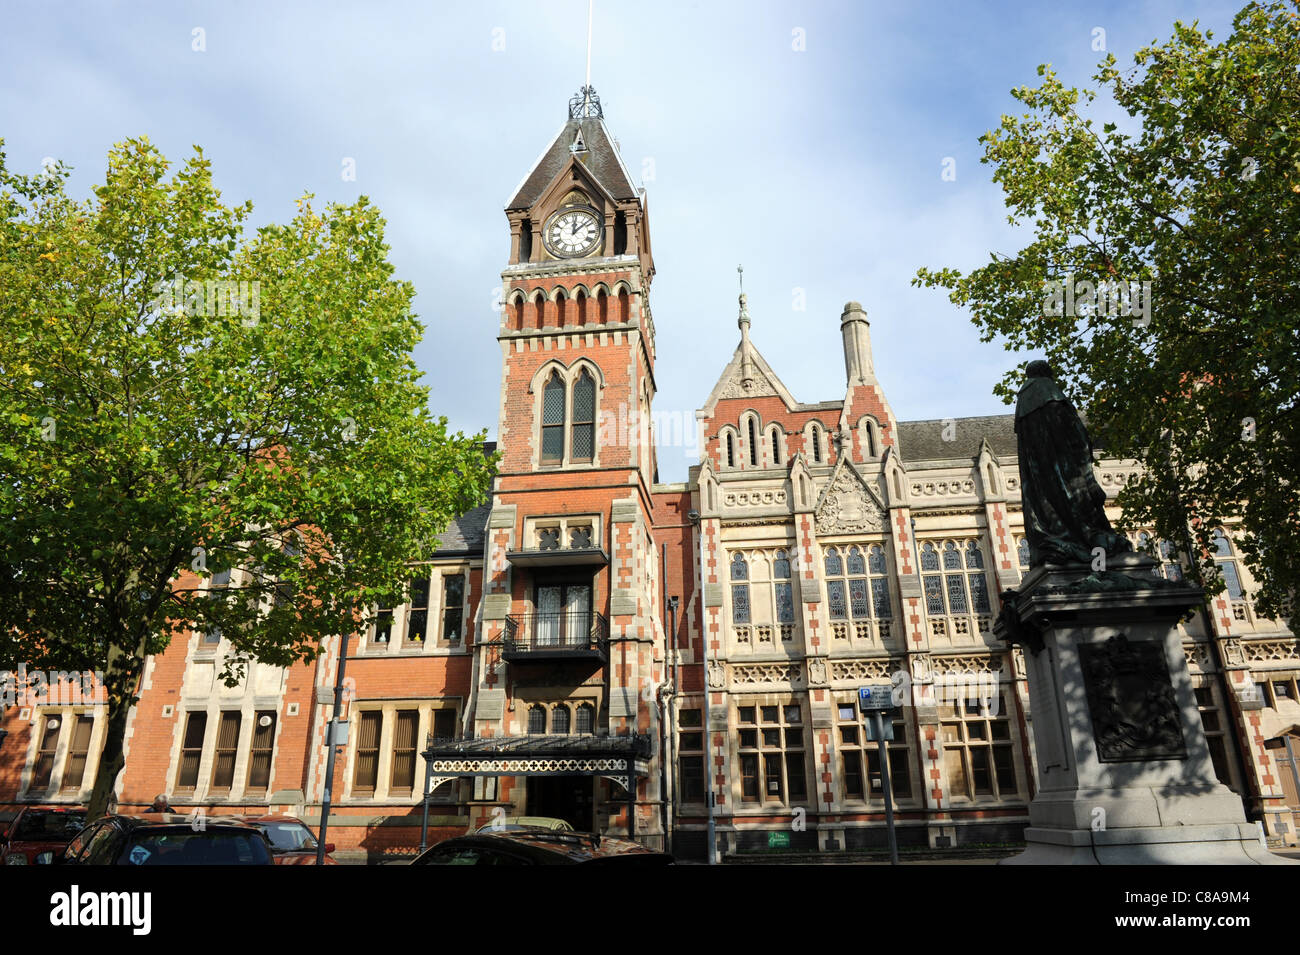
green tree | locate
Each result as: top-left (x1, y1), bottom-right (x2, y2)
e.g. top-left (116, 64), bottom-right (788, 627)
top-left (915, 1), bottom-right (1299, 618)
top-left (0, 137), bottom-right (495, 818)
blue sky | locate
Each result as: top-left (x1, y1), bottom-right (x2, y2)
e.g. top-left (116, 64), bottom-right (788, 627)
top-left (0, 0), bottom-right (1243, 481)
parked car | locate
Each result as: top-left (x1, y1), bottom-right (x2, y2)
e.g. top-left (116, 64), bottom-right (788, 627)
top-left (471, 815), bottom-right (575, 834)
top-left (239, 814), bottom-right (338, 865)
top-left (412, 828), bottom-right (673, 866)
top-left (1, 806), bottom-right (88, 865)
top-left (49, 813), bottom-right (273, 866)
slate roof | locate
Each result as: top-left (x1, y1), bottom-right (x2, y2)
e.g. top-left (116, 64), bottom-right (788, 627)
top-left (895, 414), bottom-right (1018, 463)
top-left (433, 503), bottom-right (490, 557)
top-left (507, 118), bottom-right (640, 209)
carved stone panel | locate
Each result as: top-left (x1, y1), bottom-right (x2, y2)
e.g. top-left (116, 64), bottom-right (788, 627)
top-left (814, 459), bottom-right (885, 535)
top-left (1079, 634), bottom-right (1187, 763)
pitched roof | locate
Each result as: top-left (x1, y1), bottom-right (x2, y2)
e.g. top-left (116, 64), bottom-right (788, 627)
top-left (433, 503), bottom-right (490, 557)
top-left (507, 118), bottom-right (639, 210)
top-left (895, 414), bottom-right (1018, 463)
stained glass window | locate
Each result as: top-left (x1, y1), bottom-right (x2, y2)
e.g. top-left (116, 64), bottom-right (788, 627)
top-left (541, 371), bottom-right (565, 463)
top-left (571, 370), bottom-right (595, 462)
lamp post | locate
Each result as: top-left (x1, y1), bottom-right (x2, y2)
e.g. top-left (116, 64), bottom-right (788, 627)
top-left (316, 630), bottom-right (351, 866)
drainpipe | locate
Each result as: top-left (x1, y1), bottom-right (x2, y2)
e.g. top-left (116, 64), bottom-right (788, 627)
top-left (668, 595), bottom-right (680, 855)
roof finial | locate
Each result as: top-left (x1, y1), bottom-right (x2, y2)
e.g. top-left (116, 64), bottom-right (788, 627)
top-left (737, 264), bottom-right (750, 331)
top-left (567, 1), bottom-right (603, 119)
top-left (585, 0), bottom-right (593, 93)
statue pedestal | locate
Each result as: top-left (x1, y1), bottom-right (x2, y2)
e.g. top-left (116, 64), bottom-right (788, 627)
top-left (997, 555), bottom-right (1290, 865)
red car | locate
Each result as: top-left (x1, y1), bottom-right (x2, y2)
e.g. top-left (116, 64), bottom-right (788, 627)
top-left (239, 815), bottom-right (338, 865)
top-left (1, 806), bottom-right (89, 866)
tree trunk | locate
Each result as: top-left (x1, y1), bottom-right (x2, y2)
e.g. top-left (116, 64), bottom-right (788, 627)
top-left (85, 690), bottom-right (134, 820)
top-left (85, 641), bottom-right (145, 820)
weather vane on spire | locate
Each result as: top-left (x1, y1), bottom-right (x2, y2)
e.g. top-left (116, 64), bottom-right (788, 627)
top-left (569, 1), bottom-right (603, 119)
top-left (737, 264), bottom-right (751, 331)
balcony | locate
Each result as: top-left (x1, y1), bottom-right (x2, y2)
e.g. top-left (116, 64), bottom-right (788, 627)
top-left (502, 612), bottom-right (609, 663)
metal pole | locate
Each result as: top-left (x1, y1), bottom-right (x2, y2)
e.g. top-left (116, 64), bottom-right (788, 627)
top-left (874, 710), bottom-right (899, 866)
top-left (418, 748), bottom-right (434, 853)
top-left (315, 631), bottom-right (350, 866)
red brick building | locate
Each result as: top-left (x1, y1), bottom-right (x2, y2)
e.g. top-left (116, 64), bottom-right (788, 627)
top-left (3, 85), bottom-right (1298, 860)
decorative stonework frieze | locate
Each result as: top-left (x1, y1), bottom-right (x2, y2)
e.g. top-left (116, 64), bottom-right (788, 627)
top-left (931, 653), bottom-right (1003, 675)
top-left (1242, 638), bottom-right (1299, 663)
top-left (908, 479), bottom-right (976, 497)
top-left (829, 658), bottom-right (897, 682)
top-left (1184, 642), bottom-right (1213, 672)
top-left (732, 662), bottom-right (803, 686)
top-left (723, 489), bottom-right (787, 508)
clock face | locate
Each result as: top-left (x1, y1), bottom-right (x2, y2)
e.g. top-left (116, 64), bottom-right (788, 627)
top-left (544, 208), bottom-right (602, 258)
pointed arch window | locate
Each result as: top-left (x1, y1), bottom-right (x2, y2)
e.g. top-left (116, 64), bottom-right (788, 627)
top-left (773, 549), bottom-right (794, 624)
top-left (863, 420), bottom-right (877, 458)
top-left (730, 552), bottom-right (751, 625)
top-left (533, 290), bottom-right (547, 330)
top-left (552, 705), bottom-right (571, 735)
top-left (575, 702), bottom-right (595, 734)
top-left (571, 369), bottom-right (596, 462)
top-left (527, 705), bottom-right (547, 735)
top-left (748, 418), bottom-right (758, 467)
top-left (1211, 529), bottom-right (1244, 600)
top-left (725, 432), bottom-right (736, 468)
top-left (555, 289), bottom-right (568, 327)
top-left (541, 371), bottom-right (566, 464)
top-left (826, 544), bottom-right (891, 621)
top-left (597, 289), bottom-right (608, 324)
top-left (811, 426), bottom-right (822, 464)
top-left (770, 427), bottom-right (782, 466)
top-left (922, 540), bottom-right (991, 616)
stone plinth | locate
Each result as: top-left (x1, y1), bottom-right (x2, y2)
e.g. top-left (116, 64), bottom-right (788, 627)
top-left (996, 553), bottom-right (1291, 865)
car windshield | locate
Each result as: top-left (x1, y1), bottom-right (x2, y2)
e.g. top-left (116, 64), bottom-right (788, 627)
top-left (118, 830), bottom-right (271, 865)
top-left (259, 822), bottom-right (317, 851)
top-left (12, 811), bottom-right (87, 841)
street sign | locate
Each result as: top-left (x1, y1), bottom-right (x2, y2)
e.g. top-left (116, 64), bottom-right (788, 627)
top-left (858, 685), bottom-right (894, 712)
top-left (863, 715), bottom-right (895, 741)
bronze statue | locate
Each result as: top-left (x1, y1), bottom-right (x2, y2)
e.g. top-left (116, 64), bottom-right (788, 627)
top-left (1015, 360), bottom-right (1132, 566)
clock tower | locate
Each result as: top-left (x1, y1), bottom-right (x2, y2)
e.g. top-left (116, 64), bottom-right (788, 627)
top-left (469, 85), bottom-right (666, 843)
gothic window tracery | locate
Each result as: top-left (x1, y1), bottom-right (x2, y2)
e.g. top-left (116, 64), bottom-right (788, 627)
top-left (921, 540), bottom-right (991, 616)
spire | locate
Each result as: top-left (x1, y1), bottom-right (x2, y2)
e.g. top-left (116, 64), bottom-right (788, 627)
top-left (737, 265), bottom-right (754, 386)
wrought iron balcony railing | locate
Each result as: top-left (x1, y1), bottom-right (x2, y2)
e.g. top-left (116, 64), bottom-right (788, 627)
top-left (502, 612), bottom-right (608, 661)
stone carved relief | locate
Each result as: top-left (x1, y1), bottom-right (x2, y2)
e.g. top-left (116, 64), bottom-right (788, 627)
top-left (909, 653), bottom-right (933, 683)
top-left (716, 371), bottom-right (778, 401)
top-left (707, 659), bottom-right (726, 688)
top-left (814, 459), bottom-right (885, 535)
top-left (807, 658), bottom-right (828, 686)
top-left (1079, 634), bottom-right (1187, 763)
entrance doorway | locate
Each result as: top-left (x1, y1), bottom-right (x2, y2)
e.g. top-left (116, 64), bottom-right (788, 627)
top-left (525, 776), bottom-right (594, 831)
